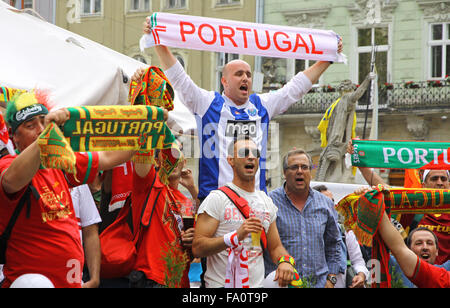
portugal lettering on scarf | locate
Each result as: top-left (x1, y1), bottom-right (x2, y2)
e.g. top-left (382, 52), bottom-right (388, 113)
top-left (351, 139), bottom-right (450, 170)
top-left (38, 105), bottom-right (180, 184)
top-left (63, 105), bottom-right (172, 152)
top-left (140, 12), bottom-right (345, 63)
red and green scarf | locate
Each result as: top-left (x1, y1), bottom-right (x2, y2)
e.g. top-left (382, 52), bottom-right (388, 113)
top-left (129, 66), bottom-right (174, 111)
top-left (336, 185), bottom-right (450, 288)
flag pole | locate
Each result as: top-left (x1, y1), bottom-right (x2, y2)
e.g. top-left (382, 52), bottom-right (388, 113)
top-left (362, 44), bottom-right (377, 139)
top-left (369, 64), bottom-right (379, 140)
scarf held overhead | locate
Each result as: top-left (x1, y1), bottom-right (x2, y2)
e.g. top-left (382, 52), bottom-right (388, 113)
top-left (336, 185), bottom-right (391, 288)
top-left (336, 186), bottom-right (450, 287)
top-left (336, 186), bottom-right (450, 246)
top-left (63, 105), bottom-right (172, 152)
top-left (129, 66), bottom-right (174, 110)
top-left (38, 106), bottom-right (180, 184)
top-left (140, 12), bottom-right (345, 63)
top-left (351, 139), bottom-right (450, 170)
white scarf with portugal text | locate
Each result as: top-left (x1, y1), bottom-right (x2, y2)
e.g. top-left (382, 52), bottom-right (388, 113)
top-left (140, 12), bottom-right (346, 63)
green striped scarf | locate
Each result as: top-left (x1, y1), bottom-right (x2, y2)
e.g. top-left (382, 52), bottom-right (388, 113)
top-left (38, 105), bottom-right (180, 184)
top-left (351, 139), bottom-right (450, 170)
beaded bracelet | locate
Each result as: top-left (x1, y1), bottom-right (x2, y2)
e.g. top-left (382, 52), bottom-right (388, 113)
top-left (278, 255), bottom-right (295, 267)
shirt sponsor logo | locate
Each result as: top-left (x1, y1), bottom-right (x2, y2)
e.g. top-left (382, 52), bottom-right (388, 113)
top-left (225, 120), bottom-right (257, 138)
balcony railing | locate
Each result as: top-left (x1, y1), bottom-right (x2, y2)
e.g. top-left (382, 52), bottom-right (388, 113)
top-left (281, 81), bottom-right (450, 115)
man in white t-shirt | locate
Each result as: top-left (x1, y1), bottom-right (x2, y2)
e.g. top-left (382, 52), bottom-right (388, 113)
top-left (193, 136), bottom-right (295, 288)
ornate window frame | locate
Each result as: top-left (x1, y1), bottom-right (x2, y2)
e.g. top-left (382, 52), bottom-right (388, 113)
top-left (417, 0), bottom-right (450, 80)
top-left (272, 6), bottom-right (331, 86)
top-left (347, 0), bottom-right (397, 84)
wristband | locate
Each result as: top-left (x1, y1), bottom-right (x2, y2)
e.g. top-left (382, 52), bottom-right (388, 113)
top-left (278, 255), bottom-right (295, 267)
top-left (224, 231), bottom-right (240, 249)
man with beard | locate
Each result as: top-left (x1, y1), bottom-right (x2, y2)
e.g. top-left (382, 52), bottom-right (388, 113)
top-left (192, 136), bottom-right (295, 288)
top-left (263, 148), bottom-right (341, 288)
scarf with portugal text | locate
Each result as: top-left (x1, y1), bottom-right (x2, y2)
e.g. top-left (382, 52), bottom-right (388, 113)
top-left (351, 139), bottom-right (450, 170)
top-left (140, 12), bottom-right (346, 63)
top-left (38, 105), bottom-right (180, 185)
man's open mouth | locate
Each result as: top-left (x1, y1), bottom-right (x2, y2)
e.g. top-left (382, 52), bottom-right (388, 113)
top-left (245, 163), bottom-right (255, 170)
top-left (420, 252), bottom-right (430, 261)
top-left (295, 177), bottom-right (305, 184)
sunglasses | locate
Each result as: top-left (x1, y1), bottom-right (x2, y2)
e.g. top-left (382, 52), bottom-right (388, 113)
top-left (237, 147), bottom-right (261, 158)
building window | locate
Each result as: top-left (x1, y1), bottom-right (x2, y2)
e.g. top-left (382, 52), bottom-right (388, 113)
top-left (357, 27), bottom-right (389, 86)
top-left (164, 0), bottom-right (186, 9)
top-left (133, 55), bottom-right (147, 64)
top-left (128, 0), bottom-right (150, 12)
top-left (217, 53), bottom-right (239, 92)
top-left (429, 22), bottom-right (449, 79)
top-left (215, 0), bottom-right (241, 7)
top-left (261, 57), bottom-right (318, 89)
top-left (82, 0), bottom-right (102, 15)
top-left (3, 0), bottom-right (33, 9)
top-left (174, 54), bottom-right (185, 69)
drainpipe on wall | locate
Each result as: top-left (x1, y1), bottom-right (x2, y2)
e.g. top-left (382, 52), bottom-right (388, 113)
top-left (52, 0), bottom-right (56, 24)
top-left (254, 0), bottom-right (264, 73)
top-left (252, 0), bottom-right (265, 93)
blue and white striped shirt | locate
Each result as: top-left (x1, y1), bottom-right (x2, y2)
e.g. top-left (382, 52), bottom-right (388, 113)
top-left (264, 184), bottom-right (342, 288)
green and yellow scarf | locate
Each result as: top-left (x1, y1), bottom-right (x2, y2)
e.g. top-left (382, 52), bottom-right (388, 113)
top-left (38, 105), bottom-right (180, 184)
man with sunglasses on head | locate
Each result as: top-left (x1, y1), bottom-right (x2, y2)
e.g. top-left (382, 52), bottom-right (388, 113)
top-left (192, 136), bottom-right (295, 288)
top-left (263, 148), bottom-right (341, 288)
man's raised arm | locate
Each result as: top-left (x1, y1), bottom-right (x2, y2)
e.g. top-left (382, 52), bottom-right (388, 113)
top-left (378, 212), bottom-right (418, 277)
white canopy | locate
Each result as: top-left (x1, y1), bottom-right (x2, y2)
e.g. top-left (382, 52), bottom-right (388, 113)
top-left (0, 1), bottom-right (196, 134)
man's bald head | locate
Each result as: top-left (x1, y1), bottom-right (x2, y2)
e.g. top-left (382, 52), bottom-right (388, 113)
top-left (222, 60), bottom-right (251, 78)
top-left (220, 59), bottom-right (253, 106)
